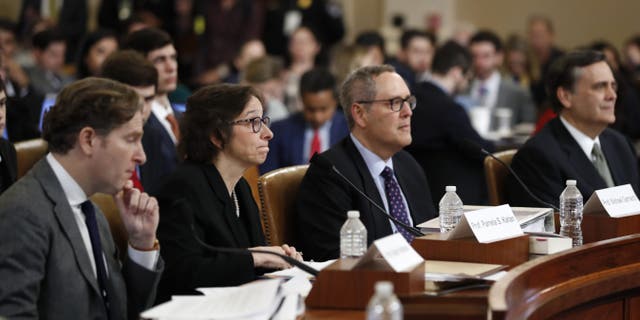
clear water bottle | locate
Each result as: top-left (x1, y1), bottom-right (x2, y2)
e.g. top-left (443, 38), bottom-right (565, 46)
top-left (439, 186), bottom-right (463, 232)
top-left (366, 281), bottom-right (403, 320)
top-left (340, 210), bottom-right (367, 258)
top-left (559, 179), bottom-right (583, 247)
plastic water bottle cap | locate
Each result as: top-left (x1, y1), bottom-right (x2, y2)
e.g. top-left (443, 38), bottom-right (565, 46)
top-left (445, 186), bottom-right (457, 192)
top-left (566, 180), bottom-right (577, 186)
top-left (347, 210), bottom-right (360, 218)
top-left (374, 281), bottom-right (393, 295)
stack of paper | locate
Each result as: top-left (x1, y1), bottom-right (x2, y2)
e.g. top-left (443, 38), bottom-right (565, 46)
top-left (424, 260), bottom-right (507, 294)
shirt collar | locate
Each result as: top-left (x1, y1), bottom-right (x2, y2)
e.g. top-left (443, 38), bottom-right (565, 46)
top-left (350, 133), bottom-right (394, 178)
top-left (46, 153), bottom-right (89, 207)
top-left (559, 115), bottom-right (601, 159)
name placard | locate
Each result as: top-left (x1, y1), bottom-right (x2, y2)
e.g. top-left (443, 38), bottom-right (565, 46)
top-left (583, 184), bottom-right (640, 218)
top-left (355, 233), bottom-right (424, 272)
top-left (447, 205), bottom-right (524, 243)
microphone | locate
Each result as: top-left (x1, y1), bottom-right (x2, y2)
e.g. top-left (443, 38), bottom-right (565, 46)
top-left (312, 154), bottom-right (425, 237)
top-left (477, 146), bottom-right (560, 212)
top-left (174, 199), bottom-right (320, 277)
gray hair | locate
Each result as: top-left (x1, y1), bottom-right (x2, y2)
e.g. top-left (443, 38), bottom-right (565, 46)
top-left (340, 64), bottom-right (396, 128)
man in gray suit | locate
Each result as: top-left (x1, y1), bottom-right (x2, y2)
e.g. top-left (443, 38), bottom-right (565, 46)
top-left (466, 30), bottom-right (536, 131)
top-left (0, 78), bottom-right (163, 319)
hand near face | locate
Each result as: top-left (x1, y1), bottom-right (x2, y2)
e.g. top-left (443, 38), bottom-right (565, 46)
top-left (114, 180), bottom-right (159, 250)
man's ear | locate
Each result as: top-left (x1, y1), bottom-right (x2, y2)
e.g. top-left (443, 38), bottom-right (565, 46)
top-left (351, 103), bottom-right (368, 128)
top-left (557, 86), bottom-right (573, 109)
top-left (78, 127), bottom-right (97, 155)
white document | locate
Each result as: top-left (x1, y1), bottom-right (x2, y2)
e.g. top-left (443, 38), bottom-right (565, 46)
top-left (141, 279), bottom-right (282, 320)
top-left (355, 233), bottom-right (424, 272)
top-left (583, 184), bottom-right (640, 218)
top-left (446, 205), bottom-right (524, 243)
top-left (265, 260), bottom-right (335, 279)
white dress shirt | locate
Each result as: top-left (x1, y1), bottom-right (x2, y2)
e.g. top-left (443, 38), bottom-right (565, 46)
top-left (303, 119), bottom-right (333, 163)
top-left (151, 96), bottom-right (178, 144)
top-left (559, 116), bottom-right (602, 162)
top-left (470, 71), bottom-right (501, 108)
top-left (46, 153), bottom-right (158, 276)
top-left (350, 134), bottom-right (413, 233)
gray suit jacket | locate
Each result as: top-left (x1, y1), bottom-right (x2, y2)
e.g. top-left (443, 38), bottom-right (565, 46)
top-left (495, 77), bottom-right (536, 127)
top-left (0, 159), bottom-right (163, 320)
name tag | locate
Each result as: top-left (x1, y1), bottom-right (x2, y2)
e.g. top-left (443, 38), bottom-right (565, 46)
top-left (584, 184), bottom-right (640, 218)
top-left (355, 233), bottom-right (424, 272)
top-left (447, 205), bottom-right (524, 243)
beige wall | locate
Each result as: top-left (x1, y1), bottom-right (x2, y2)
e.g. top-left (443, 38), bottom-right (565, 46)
top-left (0, 1), bottom-right (20, 21)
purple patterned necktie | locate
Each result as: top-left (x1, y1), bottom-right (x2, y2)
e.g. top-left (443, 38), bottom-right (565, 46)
top-left (380, 166), bottom-right (413, 242)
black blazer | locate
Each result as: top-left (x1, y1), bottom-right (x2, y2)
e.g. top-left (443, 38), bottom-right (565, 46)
top-left (506, 117), bottom-right (640, 208)
top-left (406, 81), bottom-right (495, 206)
top-left (141, 113), bottom-right (179, 195)
top-left (295, 136), bottom-right (436, 262)
top-left (0, 138), bottom-right (17, 194)
top-left (155, 161), bottom-right (267, 303)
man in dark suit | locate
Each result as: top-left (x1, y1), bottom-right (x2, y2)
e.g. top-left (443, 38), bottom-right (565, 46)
top-left (296, 65), bottom-right (437, 262)
top-left (407, 41), bottom-right (495, 206)
top-left (0, 78), bottom-right (163, 319)
top-left (465, 30), bottom-right (536, 130)
top-left (123, 28), bottom-right (181, 195)
top-left (507, 50), bottom-right (640, 208)
top-left (260, 68), bottom-right (348, 174)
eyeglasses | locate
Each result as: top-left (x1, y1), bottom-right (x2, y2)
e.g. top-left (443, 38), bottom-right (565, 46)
top-left (229, 116), bottom-right (271, 133)
top-left (356, 95), bottom-right (417, 112)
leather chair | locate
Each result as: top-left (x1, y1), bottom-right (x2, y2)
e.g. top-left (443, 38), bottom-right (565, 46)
top-left (484, 149), bottom-right (518, 206)
top-left (243, 165), bottom-right (261, 209)
top-left (90, 193), bottom-right (128, 260)
top-left (14, 138), bottom-right (48, 178)
top-left (257, 165), bottom-right (308, 246)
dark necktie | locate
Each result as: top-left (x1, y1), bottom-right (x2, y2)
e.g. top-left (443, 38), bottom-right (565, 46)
top-left (380, 167), bottom-right (413, 242)
top-left (80, 201), bottom-right (111, 315)
top-left (309, 129), bottom-right (321, 160)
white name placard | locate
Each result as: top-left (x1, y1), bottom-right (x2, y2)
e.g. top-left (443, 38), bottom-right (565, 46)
top-left (354, 233), bottom-right (424, 272)
top-left (583, 184), bottom-right (640, 218)
top-left (448, 205), bottom-right (523, 243)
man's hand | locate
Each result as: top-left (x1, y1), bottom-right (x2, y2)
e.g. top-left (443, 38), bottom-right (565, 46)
top-left (114, 180), bottom-right (159, 250)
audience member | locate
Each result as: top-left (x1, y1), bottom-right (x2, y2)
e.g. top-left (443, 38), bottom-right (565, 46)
top-left (284, 25), bottom-right (322, 112)
top-left (0, 83), bottom-right (17, 194)
top-left (389, 29), bottom-right (436, 88)
top-left (527, 15), bottom-right (564, 108)
top-left (123, 28), bottom-right (181, 195)
top-left (0, 77), bottom-right (163, 319)
top-left (507, 50), bottom-right (640, 207)
top-left (101, 50), bottom-right (160, 191)
top-left (407, 41), bottom-right (494, 206)
top-left (466, 30), bottom-right (536, 129)
top-left (225, 39), bottom-right (267, 84)
top-left (296, 65), bottom-right (436, 262)
top-left (503, 34), bottom-right (533, 89)
top-left (75, 29), bottom-right (119, 79)
top-left (26, 28), bottom-right (73, 96)
top-left (260, 67), bottom-right (348, 174)
top-left (354, 31), bottom-right (387, 66)
top-left (155, 84), bottom-right (301, 302)
top-left (0, 19), bottom-right (30, 97)
top-left (243, 55), bottom-right (289, 122)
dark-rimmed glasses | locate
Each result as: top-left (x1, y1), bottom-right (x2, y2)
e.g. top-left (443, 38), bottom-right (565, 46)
top-left (228, 116), bottom-right (271, 133)
top-left (356, 95), bottom-right (417, 112)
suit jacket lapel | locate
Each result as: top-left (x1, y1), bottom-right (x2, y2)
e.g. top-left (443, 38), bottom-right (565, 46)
top-left (201, 164), bottom-right (248, 246)
top-left (343, 137), bottom-right (392, 236)
top-left (552, 118), bottom-right (606, 190)
top-left (34, 160), bottom-right (101, 295)
top-left (291, 115), bottom-right (306, 165)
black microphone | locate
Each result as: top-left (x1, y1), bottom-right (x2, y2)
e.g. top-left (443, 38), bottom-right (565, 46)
top-left (312, 154), bottom-right (425, 237)
top-left (174, 199), bottom-right (320, 277)
top-left (478, 147), bottom-right (560, 212)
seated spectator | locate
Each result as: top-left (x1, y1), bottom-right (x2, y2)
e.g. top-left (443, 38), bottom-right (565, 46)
top-left (25, 28), bottom-right (73, 96)
top-left (389, 29), bottom-right (436, 88)
top-left (296, 65), bottom-right (436, 261)
top-left (243, 55), bottom-right (289, 122)
top-left (283, 25), bottom-right (321, 112)
top-left (260, 68), bottom-right (348, 174)
top-left (224, 39), bottom-right (266, 84)
top-left (155, 84), bottom-right (301, 302)
top-left (75, 29), bottom-right (119, 79)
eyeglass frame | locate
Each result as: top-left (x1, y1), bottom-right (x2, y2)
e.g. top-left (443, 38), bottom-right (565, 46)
top-left (228, 115), bottom-right (271, 133)
top-left (356, 95), bottom-right (417, 112)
